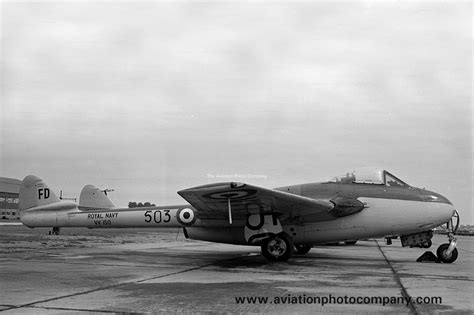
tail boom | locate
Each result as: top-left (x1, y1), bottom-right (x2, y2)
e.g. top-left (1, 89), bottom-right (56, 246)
top-left (19, 175), bottom-right (199, 229)
top-left (21, 204), bottom-right (199, 229)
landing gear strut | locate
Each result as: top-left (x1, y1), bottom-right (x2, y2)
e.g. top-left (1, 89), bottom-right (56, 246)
top-left (436, 210), bottom-right (459, 264)
top-left (49, 227), bottom-right (60, 235)
top-left (261, 233), bottom-right (293, 261)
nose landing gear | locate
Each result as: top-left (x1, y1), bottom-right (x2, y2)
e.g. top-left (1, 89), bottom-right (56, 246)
top-left (436, 210), bottom-right (459, 264)
top-left (437, 240), bottom-right (458, 263)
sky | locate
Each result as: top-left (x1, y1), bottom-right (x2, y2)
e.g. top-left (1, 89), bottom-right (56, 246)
top-left (0, 1), bottom-right (472, 223)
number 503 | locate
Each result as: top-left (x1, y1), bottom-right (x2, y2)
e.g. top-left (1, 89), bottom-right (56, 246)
top-left (144, 210), bottom-right (171, 223)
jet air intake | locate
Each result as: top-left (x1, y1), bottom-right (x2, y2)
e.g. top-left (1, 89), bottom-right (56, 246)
top-left (329, 196), bottom-right (365, 217)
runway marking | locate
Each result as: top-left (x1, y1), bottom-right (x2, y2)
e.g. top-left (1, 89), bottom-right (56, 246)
top-left (0, 253), bottom-right (251, 313)
top-left (22, 305), bottom-right (122, 314)
top-left (8, 248), bottom-right (246, 269)
top-left (0, 305), bottom-right (118, 314)
top-left (375, 239), bottom-right (419, 315)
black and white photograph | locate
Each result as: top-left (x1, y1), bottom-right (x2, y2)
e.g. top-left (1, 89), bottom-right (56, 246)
top-left (0, 0), bottom-right (472, 313)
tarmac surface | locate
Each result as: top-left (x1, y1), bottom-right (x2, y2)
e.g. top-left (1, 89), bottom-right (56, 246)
top-left (1, 224), bottom-right (473, 314)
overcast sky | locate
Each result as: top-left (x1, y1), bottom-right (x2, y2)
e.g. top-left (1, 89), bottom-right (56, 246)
top-left (1, 1), bottom-right (472, 223)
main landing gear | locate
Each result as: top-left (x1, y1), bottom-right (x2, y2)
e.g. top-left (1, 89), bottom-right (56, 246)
top-left (49, 227), bottom-right (60, 235)
top-left (294, 244), bottom-right (312, 255)
top-left (436, 210), bottom-right (459, 264)
top-left (261, 233), bottom-right (293, 261)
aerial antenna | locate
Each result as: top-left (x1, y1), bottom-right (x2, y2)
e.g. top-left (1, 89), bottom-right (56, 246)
top-left (59, 190), bottom-right (77, 202)
top-left (101, 189), bottom-right (115, 196)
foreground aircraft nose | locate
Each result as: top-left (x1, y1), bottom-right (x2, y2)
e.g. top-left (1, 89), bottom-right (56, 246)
top-left (431, 193), bottom-right (456, 225)
top-left (422, 190), bottom-right (452, 205)
top-left (412, 188), bottom-right (455, 227)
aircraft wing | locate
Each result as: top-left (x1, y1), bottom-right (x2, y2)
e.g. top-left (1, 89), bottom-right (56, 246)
top-left (177, 182), bottom-right (337, 224)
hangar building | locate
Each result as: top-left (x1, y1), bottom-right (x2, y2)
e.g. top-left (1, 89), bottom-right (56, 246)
top-left (0, 177), bottom-right (21, 220)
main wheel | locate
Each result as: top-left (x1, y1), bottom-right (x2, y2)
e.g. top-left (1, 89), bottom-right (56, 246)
top-left (294, 244), bottom-right (312, 255)
top-left (344, 240), bottom-right (357, 245)
top-left (436, 243), bottom-right (458, 263)
top-left (261, 233), bottom-right (293, 262)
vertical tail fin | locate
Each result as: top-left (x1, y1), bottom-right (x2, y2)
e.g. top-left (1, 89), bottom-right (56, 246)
top-left (19, 175), bottom-right (60, 211)
top-left (79, 185), bottom-right (116, 209)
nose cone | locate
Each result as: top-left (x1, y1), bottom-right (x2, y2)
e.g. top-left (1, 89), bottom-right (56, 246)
top-left (422, 190), bottom-right (452, 205)
top-left (427, 191), bottom-right (457, 227)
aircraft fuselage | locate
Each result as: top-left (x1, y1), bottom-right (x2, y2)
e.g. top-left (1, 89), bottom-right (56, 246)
top-left (20, 178), bottom-right (455, 246)
top-left (19, 171), bottom-right (459, 263)
top-left (185, 181), bottom-right (455, 245)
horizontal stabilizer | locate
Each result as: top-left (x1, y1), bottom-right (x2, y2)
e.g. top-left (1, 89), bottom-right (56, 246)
top-left (79, 185), bottom-right (115, 210)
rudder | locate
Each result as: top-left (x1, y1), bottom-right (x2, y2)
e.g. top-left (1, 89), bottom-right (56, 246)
top-left (19, 175), bottom-right (60, 211)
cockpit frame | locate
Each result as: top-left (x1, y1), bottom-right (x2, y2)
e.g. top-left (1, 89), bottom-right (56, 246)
top-left (330, 169), bottom-right (410, 187)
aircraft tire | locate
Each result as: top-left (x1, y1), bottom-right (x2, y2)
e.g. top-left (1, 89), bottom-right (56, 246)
top-left (294, 244), bottom-right (312, 255)
top-left (261, 233), bottom-right (293, 262)
top-left (436, 243), bottom-right (458, 263)
top-left (344, 240), bottom-right (357, 245)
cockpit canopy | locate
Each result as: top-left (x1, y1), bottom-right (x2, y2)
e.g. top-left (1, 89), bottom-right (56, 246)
top-left (330, 168), bottom-right (409, 187)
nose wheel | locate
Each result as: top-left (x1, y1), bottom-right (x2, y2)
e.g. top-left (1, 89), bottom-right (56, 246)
top-left (436, 210), bottom-right (459, 263)
top-left (437, 242), bottom-right (458, 263)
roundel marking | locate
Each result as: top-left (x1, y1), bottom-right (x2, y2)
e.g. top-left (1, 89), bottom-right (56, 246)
top-left (203, 189), bottom-right (257, 200)
top-left (177, 208), bottom-right (196, 226)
